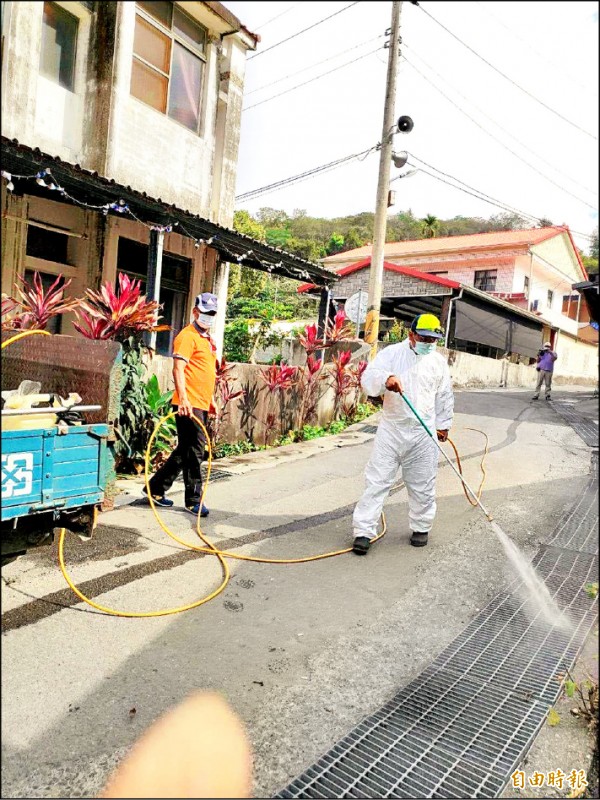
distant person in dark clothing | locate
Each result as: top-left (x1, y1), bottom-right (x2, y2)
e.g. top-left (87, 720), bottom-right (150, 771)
top-left (532, 342), bottom-right (557, 401)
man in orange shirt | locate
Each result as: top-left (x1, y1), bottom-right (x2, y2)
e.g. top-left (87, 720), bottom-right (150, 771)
top-left (145, 292), bottom-right (218, 516)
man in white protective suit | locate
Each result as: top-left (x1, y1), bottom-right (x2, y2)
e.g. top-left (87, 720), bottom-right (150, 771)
top-left (352, 313), bottom-right (454, 554)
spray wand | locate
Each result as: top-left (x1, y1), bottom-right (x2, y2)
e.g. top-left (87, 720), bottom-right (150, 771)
top-left (399, 392), bottom-right (494, 522)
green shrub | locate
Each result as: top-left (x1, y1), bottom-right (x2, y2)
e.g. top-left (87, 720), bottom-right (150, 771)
top-left (224, 319), bottom-right (252, 363)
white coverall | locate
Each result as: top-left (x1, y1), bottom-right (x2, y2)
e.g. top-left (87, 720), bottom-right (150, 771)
top-left (353, 339), bottom-right (454, 539)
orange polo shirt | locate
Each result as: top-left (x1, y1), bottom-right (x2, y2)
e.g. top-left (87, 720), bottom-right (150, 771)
top-left (172, 323), bottom-right (217, 411)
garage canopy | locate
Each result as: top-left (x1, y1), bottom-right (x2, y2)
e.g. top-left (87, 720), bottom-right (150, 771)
top-left (454, 297), bottom-right (543, 357)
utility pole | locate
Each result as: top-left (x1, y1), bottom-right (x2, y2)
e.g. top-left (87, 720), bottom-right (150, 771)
top-left (365, 1), bottom-right (403, 360)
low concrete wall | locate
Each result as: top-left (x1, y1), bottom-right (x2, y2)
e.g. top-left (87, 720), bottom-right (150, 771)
top-left (145, 355), bottom-right (361, 446)
top-left (256, 337), bottom-right (370, 366)
top-left (441, 347), bottom-right (597, 389)
top-left (146, 343), bottom-right (597, 445)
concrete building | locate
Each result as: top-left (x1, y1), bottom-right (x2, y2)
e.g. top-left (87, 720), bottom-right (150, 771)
top-left (317, 228), bottom-right (598, 382)
top-left (1, 1), bottom-right (334, 356)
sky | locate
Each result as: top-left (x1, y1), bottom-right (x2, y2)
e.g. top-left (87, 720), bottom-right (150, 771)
top-left (225, 1), bottom-right (599, 254)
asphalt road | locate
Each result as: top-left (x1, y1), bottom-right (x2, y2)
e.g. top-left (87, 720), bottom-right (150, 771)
top-left (1, 388), bottom-right (597, 798)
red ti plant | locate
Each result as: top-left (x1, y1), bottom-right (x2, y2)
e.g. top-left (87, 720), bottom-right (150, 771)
top-left (259, 363), bottom-right (298, 443)
top-left (5, 272), bottom-right (78, 330)
top-left (325, 309), bottom-right (354, 344)
top-left (74, 273), bottom-right (165, 342)
top-left (259, 363), bottom-right (298, 393)
top-left (298, 310), bottom-right (354, 356)
top-left (297, 353), bottom-right (323, 429)
top-left (298, 323), bottom-right (320, 355)
top-left (1, 294), bottom-right (19, 331)
top-left (344, 359), bottom-right (368, 419)
top-left (212, 358), bottom-right (245, 446)
top-left (331, 349), bottom-right (353, 419)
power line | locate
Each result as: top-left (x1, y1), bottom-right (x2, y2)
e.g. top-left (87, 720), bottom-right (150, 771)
top-left (246, 33), bottom-right (384, 96)
top-left (473, 1), bottom-right (594, 94)
top-left (247, 1), bottom-right (360, 61)
top-left (235, 145), bottom-right (378, 202)
top-left (243, 47), bottom-right (382, 112)
top-left (403, 43), bottom-right (597, 199)
top-left (408, 155), bottom-right (544, 224)
top-left (407, 154), bottom-right (595, 242)
top-left (403, 54), bottom-right (598, 211)
top-left (415, 3), bottom-right (598, 141)
top-left (253, 4), bottom-right (298, 32)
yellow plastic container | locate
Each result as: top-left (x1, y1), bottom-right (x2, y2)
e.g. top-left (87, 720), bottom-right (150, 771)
top-left (1, 394), bottom-right (58, 431)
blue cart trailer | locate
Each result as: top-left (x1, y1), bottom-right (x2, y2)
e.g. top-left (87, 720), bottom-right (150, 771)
top-left (2, 423), bottom-right (110, 565)
top-left (1, 332), bottom-right (122, 566)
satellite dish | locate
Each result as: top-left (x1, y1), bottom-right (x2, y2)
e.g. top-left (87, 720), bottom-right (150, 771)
top-left (345, 291), bottom-right (368, 325)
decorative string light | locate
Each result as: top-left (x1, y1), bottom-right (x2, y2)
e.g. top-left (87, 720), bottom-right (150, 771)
top-left (0, 169), bottom-right (326, 283)
top-left (1, 170), bottom-right (15, 192)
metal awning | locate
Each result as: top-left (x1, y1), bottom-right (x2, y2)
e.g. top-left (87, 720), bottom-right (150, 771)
top-left (454, 295), bottom-right (542, 357)
top-left (1, 136), bottom-right (336, 287)
top-left (572, 277), bottom-right (600, 324)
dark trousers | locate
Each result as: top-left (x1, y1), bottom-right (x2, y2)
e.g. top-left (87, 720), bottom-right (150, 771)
top-left (149, 407), bottom-right (207, 507)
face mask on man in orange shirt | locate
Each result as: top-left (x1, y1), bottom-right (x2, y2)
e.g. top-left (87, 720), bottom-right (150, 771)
top-left (191, 292), bottom-right (218, 330)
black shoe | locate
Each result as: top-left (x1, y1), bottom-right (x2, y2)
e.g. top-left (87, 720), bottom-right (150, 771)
top-left (142, 487), bottom-right (174, 507)
top-left (186, 503), bottom-right (209, 517)
top-left (410, 531), bottom-right (429, 547)
top-left (352, 536), bottom-right (371, 555)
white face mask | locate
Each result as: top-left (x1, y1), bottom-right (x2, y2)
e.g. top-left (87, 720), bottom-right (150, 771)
top-left (413, 341), bottom-right (436, 356)
top-left (196, 313), bottom-right (215, 329)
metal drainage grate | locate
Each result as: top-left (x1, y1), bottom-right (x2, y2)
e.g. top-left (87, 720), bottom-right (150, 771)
top-left (361, 425), bottom-right (378, 435)
top-left (277, 469), bottom-right (598, 798)
top-left (428, 549), bottom-right (598, 706)
top-left (277, 667), bottom-right (547, 799)
top-left (550, 400), bottom-right (599, 448)
top-left (545, 479), bottom-right (598, 555)
top-left (201, 465), bottom-right (231, 483)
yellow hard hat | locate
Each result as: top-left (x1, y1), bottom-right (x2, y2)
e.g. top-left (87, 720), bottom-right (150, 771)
top-left (411, 313), bottom-right (444, 339)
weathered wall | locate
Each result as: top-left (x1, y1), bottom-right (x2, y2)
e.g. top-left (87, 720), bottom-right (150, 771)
top-left (1, 2), bottom-right (249, 223)
top-left (1, 1), bottom-right (94, 164)
top-left (147, 356), bottom-right (360, 446)
top-left (147, 341), bottom-right (597, 446)
top-left (443, 346), bottom-right (597, 388)
top-left (332, 268), bottom-right (453, 301)
top-left (553, 333), bottom-right (598, 380)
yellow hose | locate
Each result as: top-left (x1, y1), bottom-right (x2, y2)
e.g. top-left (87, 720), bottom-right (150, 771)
top-left (1, 329), bottom-right (52, 349)
top-left (56, 410), bottom-right (388, 616)
top-left (3, 329), bottom-right (487, 618)
top-left (445, 427), bottom-right (489, 506)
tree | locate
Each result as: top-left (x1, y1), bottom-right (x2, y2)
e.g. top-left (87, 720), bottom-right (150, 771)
top-left (343, 227), bottom-right (366, 252)
top-left (487, 212), bottom-right (530, 231)
top-left (590, 228), bottom-right (599, 260)
top-left (233, 210), bottom-right (266, 241)
top-left (230, 211), bottom-right (268, 299)
top-left (581, 255), bottom-right (598, 276)
top-left (421, 214), bottom-right (439, 239)
top-left (326, 232), bottom-right (345, 255)
top-left (256, 207), bottom-right (289, 227)
top-left (284, 237), bottom-right (325, 262)
top-left (266, 228), bottom-right (292, 248)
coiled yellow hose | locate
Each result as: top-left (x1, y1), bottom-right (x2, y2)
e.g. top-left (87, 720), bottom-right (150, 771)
top-left (2, 329), bottom-right (487, 618)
